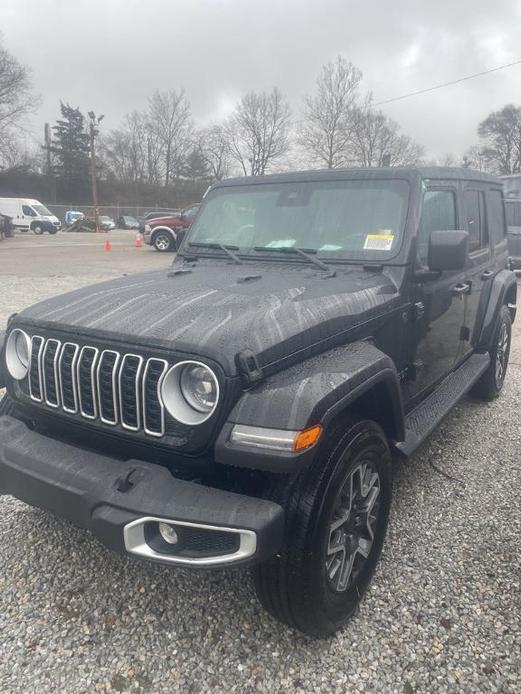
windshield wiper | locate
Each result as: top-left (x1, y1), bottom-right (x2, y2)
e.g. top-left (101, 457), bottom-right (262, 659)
top-left (253, 245), bottom-right (331, 273)
top-left (187, 241), bottom-right (242, 264)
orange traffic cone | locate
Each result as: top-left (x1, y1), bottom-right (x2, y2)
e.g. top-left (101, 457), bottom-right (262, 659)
top-left (104, 239), bottom-right (112, 251)
top-left (135, 232), bottom-right (143, 248)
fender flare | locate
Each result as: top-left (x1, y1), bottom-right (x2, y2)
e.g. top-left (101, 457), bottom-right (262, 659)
top-left (215, 341), bottom-right (404, 472)
top-left (478, 269), bottom-right (517, 349)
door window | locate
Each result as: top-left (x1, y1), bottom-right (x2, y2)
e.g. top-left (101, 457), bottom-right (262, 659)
top-left (464, 190), bottom-right (488, 252)
top-left (487, 190), bottom-right (507, 244)
top-left (417, 190), bottom-right (457, 266)
top-left (22, 205), bottom-right (36, 216)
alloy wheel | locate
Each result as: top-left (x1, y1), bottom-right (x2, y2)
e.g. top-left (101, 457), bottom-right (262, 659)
top-left (155, 233), bottom-right (171, 251)
top-left (495, 321), bottom-right (510, 385)
top-left (326, 461), bottom-right (381, 593)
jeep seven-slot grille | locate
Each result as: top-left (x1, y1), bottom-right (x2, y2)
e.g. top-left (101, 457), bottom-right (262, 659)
top-left (27, 337), bottom-right (168, 437)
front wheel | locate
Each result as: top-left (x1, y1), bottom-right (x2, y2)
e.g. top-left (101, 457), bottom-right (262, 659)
top-left (32, 225), bottom-right (43, 235)
top-left (471, 305), bottom-right (512, 400)
top-left (153, 231), bottom-right (174, 252)
top-left (253, 419), bottom-right (392, 637)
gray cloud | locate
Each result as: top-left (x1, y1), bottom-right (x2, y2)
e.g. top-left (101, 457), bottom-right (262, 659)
top-left (3, 0), bottom-right (521, 158)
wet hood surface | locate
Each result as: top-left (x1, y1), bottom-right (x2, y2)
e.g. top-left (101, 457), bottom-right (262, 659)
top-left (17, 259), bottom-right (401, 374)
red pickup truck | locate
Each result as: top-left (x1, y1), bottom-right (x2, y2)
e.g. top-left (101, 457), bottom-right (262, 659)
top-left (143, 204), bottom-right (200, 252)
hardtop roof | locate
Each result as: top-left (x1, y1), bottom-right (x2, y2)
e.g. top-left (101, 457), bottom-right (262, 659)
top-left (215, 166), bottom-right (501, 188)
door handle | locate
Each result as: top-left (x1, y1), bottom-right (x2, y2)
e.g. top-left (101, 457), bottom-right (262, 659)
top-left (481, 270), bottom-right (494, 280)
top-left (451, 282), bottom-right (471, 296)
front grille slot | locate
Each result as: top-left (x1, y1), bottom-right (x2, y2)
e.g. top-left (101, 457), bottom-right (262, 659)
top-left (143, 358), bottom-right (168, 436)
top-left (59, 343), bottom-right (79, 413)
top-left (97, 350), bottom-right (120, 425)
top-left (42, 339), bottom-right (61, 407)
top-left (77, 346), bottom-right (99, 419)
top-left (25, 337), bottom-right (173, 439)
top-left (119, 354), bottom-right (144, 431)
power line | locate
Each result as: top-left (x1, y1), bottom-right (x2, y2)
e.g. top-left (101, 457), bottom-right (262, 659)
top-left (374, 58), bottom-right (521, 106)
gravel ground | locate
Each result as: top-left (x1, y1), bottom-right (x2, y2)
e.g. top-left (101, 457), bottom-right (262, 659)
top-left (0, 234), bottom-right (520, 693)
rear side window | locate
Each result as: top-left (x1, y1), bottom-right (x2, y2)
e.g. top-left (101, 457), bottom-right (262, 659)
top-left (488, 189), bottom-right (507, 244)
top-left (417, 190), bottom-right (457, 266)
top-left (464, 190), bottom-right (488, 252)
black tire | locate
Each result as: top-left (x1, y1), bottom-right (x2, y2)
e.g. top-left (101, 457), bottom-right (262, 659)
top-left (252, 418), bottom-right (392, 637)
top-left (32, 225), bottom-right (43, 235)
top-left (153, 231), bottom-right (174, 252)
top-left (471, 304), bottom-right (512, 400)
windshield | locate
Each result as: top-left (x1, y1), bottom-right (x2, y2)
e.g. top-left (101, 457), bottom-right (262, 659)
top-left (187, 179), bottom-right (409, 261)
top-left (32, 204), bottom-right (52, 216)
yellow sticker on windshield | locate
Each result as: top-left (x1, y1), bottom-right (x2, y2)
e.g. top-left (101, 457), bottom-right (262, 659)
top-left (364, 233), bottom-right (395, 252)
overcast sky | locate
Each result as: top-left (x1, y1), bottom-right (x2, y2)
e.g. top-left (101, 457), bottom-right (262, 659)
top-left (3, 0), bottom-right (521, 160)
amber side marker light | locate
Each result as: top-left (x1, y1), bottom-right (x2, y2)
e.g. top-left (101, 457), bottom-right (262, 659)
top-left (230, 423), bottom-right (323, 452)
top-left (293, 424), bottom-right (323, 452)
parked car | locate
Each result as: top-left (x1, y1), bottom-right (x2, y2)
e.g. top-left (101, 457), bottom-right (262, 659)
top-left (503, 197), bottom-right (521, 271)
top-left (0, 167), bottom-right (516, 637)
top-left (116, 215), bottom-right (140, 230)
top-left (65, 210), bottom-right (85, 226)
top-left (138, 209), bottom-right (181, 234)
top-left (143, 204), bottom-right (200, 251)
top-left (0, 197), bottom-right (61, 233)
top-left (0, 213), bottom-right (13, 240)
top-left (99, 215), bottom-right (116, 231)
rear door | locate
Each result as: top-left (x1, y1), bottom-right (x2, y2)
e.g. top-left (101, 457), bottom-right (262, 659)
top-left (457, 184), bottom-right (493, 364)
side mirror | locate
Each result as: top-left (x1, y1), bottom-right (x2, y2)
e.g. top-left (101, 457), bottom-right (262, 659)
top-left (428, 230), bottom-right (468, 271)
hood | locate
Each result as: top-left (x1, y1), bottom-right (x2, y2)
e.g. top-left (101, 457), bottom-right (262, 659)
top-left (15, 259), bottom-right (402, 375)
top-left (150, 215), bottom-right (182, 226)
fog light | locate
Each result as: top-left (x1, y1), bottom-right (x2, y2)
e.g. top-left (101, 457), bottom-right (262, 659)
top-left (158, 522), bottom-right (179, 545)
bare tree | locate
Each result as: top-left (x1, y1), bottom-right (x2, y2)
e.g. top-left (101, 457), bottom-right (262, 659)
top-left (102, 111), bottom-right (147, 183)
top-left (148, 89), bottom-right (192, 185)
top-left (0, 39), bottom-right (37, 164)
top-left (197, 125), bottom-right (231, 180)
top-left (298, 56), bottom-right (362, 168)
top-left (349, 102), bottom-right (423, 167)
top-left (461, 145), bottom-right (490, 172)
top-left (225, 88), bottom-right (291, 176)
top-left (477, 104), bottom-right (521, 175)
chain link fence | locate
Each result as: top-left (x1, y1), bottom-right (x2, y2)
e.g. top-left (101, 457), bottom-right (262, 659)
top-left (46, 204), bottom-right (181, 225)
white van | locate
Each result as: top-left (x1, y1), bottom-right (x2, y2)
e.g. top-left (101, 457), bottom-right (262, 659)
top-left (0, 198), bottom-right (61, 234)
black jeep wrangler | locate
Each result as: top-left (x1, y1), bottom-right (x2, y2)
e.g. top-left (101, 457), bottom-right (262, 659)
top-left (0, 167), bottom-right (516, 637)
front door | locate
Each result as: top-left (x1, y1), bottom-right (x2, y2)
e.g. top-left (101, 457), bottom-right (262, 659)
top-left (406, 185), bottom-right (466, 402)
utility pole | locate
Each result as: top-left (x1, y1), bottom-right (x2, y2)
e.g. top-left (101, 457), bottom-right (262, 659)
top-left (42, 123), bottom-right (57, 203)
top-left (88, 111), bottom-right (104, 232)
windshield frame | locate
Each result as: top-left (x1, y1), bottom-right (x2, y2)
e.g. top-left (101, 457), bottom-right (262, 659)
top-left (182, 175), bottom-right (412, 265)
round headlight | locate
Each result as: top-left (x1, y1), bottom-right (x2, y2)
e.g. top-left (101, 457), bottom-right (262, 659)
top-left (161, 360), bottom-right (219, 426)
top-left (5, 329), bottom-right (31, 380)
top-left (180, 364), bottom-right (218, 413)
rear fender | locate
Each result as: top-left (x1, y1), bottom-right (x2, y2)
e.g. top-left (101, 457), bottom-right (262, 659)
top-left (478, 269), bottom-right (517, 349)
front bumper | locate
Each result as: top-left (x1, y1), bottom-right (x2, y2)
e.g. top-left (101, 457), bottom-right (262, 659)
top-left (0, 415), bottom-right (284, 568)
